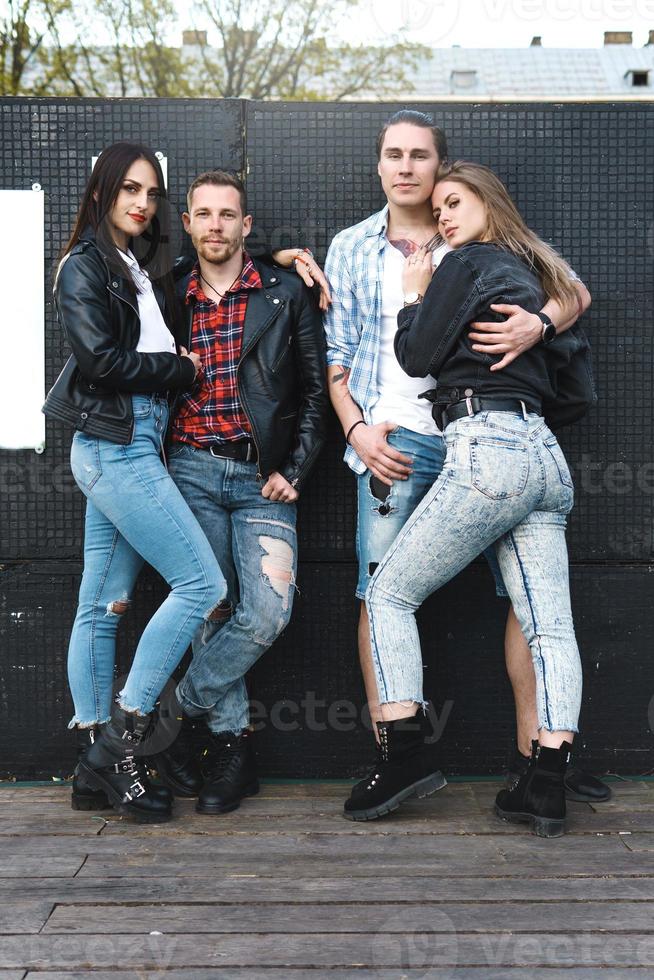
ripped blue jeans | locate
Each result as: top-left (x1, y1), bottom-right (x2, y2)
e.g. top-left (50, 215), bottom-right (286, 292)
top-left (168, 442), bottom-right (298, 735)
top-left (366, 412), bottom-right (582, 734)
top-left (67, 396), bottom-right (223, 726)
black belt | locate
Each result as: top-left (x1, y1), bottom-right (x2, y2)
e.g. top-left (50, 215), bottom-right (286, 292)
top-left (205, 439), bottom-right (257, 462)
top-left (439, 396), bottom-right (534, 429)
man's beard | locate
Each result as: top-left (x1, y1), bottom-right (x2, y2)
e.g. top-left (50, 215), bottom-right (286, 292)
top-left (196, 237), bottom-right (241, 265)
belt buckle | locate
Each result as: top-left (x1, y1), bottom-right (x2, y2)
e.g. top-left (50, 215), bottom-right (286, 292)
top-left (209, 445), bottom-right (226, 459)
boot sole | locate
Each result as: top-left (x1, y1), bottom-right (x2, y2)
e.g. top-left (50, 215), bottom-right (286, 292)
top-left (148, 755), bottom-right (200, 799)
top-left (78, 761), bottom-right (173, 824)
top-left (494, 803), bottom-right (565, 838)
top-left (71, 792), bottom-right (113, 812)
top-left (196, 781), bottom-right (260, 815)
top-left (343, 771), bottom-right (447, 822)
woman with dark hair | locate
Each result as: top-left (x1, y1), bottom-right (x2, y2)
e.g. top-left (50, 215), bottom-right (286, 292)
top-left (344, 161), bottom-right (594, 838)
top-left (44, 141), bottom-right (223, 822)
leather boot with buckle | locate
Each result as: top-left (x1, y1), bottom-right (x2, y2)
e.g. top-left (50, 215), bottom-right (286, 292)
top-left (71, 726), bottom-right (112, 811)
top-left (196, 729), bottom-right (259, 815)
top-left (495, 739), bottom-right (572, 838)
top-left (77, 707), bottom-right (173, 823)
top-left (343, 711), bottom-right (447, 821)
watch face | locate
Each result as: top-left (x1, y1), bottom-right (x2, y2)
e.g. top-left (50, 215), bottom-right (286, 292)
top-left (543, 322), bottom-right (557, 344)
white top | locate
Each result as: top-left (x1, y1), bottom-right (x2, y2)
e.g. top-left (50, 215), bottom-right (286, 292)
top-left (120, 249), bottom-right (177, 354)
top-left (369, 241), bottom-right (450, 435)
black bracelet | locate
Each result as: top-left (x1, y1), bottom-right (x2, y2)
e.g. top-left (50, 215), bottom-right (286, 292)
top-left (346, 419), bottom-right (365, 444)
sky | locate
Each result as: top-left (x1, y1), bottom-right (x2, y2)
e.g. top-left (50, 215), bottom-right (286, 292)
top-left (347, 0), bottom-right (654, 48)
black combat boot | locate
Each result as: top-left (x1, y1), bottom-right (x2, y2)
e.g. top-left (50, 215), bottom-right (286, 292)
top-left (148, 709), bottom-right (204, 798)
top-left (506, 741), bottom-right (611, 803)
top-left (343, 712), bottom-right (446, 822)
top-left (71, 726), bottom-right (112, 811)
top-left (495, 739), bottom-right (571, 838)
top-left (77, 708), bottom-right (173, 823)
top-left (196, 729), bottom-right (259, 815)
top-left (72, 725), bottom-right (172, 810)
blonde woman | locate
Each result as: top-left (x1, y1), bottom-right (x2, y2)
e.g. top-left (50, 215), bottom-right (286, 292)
top-left (345, 162), bottom-right (593, 838)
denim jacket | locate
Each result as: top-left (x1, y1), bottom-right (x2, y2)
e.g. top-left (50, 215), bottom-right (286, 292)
top-left (395, 241), bottom-right (593, 424)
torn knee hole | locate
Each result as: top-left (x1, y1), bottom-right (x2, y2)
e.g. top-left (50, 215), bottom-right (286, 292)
top-left (106, 597), bottom-right (131, 616)
top-left (207, 599), bottom-right (232, 624)
top-left (259, 535), bottom-right (295, 612)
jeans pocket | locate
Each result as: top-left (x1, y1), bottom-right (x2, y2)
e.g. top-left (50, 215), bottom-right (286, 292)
top-left (543, 437), bottom-right (574, 489)
top-left (470, 436), bottom-right (529, 499)
top-left (70, 432), bottom-right (102, 491)
top-left (132, 396), bottom-right (153, 419)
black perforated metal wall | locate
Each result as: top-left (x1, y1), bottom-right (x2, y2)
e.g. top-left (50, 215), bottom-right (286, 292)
top-left (1, 99), bottom-right (652, 779)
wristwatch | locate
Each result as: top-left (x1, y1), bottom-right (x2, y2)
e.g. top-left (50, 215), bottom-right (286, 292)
top-left (537, 311), bottom-right (557, 345)
top-left (403, 292), bottom-right (423, 307)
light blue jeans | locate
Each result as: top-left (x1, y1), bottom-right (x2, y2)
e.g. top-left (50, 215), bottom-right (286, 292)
top-left (366, 411), bottom-right (582, 734)
top-left (356, 426), bottom-right (508, 599)
top-left (67, 395), bottom-right (223, 727)
top-left (168, 442), bottom-right (298, 735)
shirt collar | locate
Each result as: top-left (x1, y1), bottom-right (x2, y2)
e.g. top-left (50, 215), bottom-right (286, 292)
top-left (364, 206), bottom-right (390, 240)
top-left (186, 252), bottom-right (262, 304)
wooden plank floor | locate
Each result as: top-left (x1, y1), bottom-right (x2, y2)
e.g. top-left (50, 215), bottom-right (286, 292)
top-left (0, 779), bottom-right (653, 978)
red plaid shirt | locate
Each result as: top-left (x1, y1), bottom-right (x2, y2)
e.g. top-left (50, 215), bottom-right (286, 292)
top-left (172, 255), bottom-right (262, 448)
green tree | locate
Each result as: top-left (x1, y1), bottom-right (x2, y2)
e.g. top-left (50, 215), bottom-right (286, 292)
top-left (192, 0), bottom-right (426, 99)
top-left (1, 0), bottom-right (427, 99)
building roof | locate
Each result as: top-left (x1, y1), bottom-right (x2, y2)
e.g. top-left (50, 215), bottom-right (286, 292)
top-left (358, 44), bottom-right (654, 101)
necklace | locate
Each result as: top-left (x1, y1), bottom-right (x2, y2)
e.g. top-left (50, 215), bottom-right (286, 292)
top-left (200, 271), bottom-right (239, 300)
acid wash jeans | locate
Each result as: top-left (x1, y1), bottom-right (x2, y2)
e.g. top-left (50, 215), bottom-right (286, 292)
top-left (168, 443), bottom-right (297, 735)
top-left (67, 395), bottom-right (223, 727)
top-left (366, 411), bottom-right (582, 735)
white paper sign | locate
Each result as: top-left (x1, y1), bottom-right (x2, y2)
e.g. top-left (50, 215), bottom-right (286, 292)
top-left (0, 189), bottom-right (45, 451)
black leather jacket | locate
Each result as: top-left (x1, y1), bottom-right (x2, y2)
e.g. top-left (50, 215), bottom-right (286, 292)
top-left (396, 241), bottom-right (593, 425)
top-left (43, 228), bottom-right (195, 444)
top-left (173, 256), bottom-right (328, 490)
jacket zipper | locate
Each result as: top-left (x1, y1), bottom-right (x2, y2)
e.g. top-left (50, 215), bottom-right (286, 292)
top-left (237, 302), bottom-right (283, 481)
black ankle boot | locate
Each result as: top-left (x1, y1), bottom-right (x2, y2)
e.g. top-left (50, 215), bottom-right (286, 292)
top-left (196, 729), bottom-right (259, 815)
top-left (71, 727), bottom-right (112, 811)
top-left (506, 742), bottom-right (611, 804)
top-left (78, 709), bottom-right (173, 823)
top-left (343, 712), bottom-right (446, 822)
top-left (148, 708), bottom-right (204, 799)
top-left (495, 740), bottom-right (571, 838)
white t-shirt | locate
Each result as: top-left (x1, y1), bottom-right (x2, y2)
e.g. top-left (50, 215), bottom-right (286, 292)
top-left (369, 240), bottom-right (450, 435)
top-left (120, 249), bottom-right (177, 354)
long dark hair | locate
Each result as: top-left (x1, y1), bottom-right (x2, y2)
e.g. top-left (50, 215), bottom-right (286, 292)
top-left (62, 141), bottom-right (178, 323)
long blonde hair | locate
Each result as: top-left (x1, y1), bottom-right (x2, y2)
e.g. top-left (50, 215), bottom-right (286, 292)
top-left (435, 161), bottom-right (578, 306)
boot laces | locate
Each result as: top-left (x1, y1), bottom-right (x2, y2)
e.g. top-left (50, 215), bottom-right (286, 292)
top-left (204, 737), bottom-right (241, 781)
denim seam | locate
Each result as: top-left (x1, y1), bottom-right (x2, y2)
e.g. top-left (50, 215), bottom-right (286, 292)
top-left (507, 528), bottom-right (553, 732)
top-left (85, 525), bottom-right (121, 724)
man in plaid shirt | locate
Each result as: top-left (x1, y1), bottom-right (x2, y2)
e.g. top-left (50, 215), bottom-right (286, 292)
top-left (154, 170), bottom-right (328, 815)
top-left (323, 110), bottom-right (606, 818)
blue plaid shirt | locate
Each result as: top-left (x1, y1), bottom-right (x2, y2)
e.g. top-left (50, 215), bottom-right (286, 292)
top-left (324, 206), bottom-right (396, 475)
